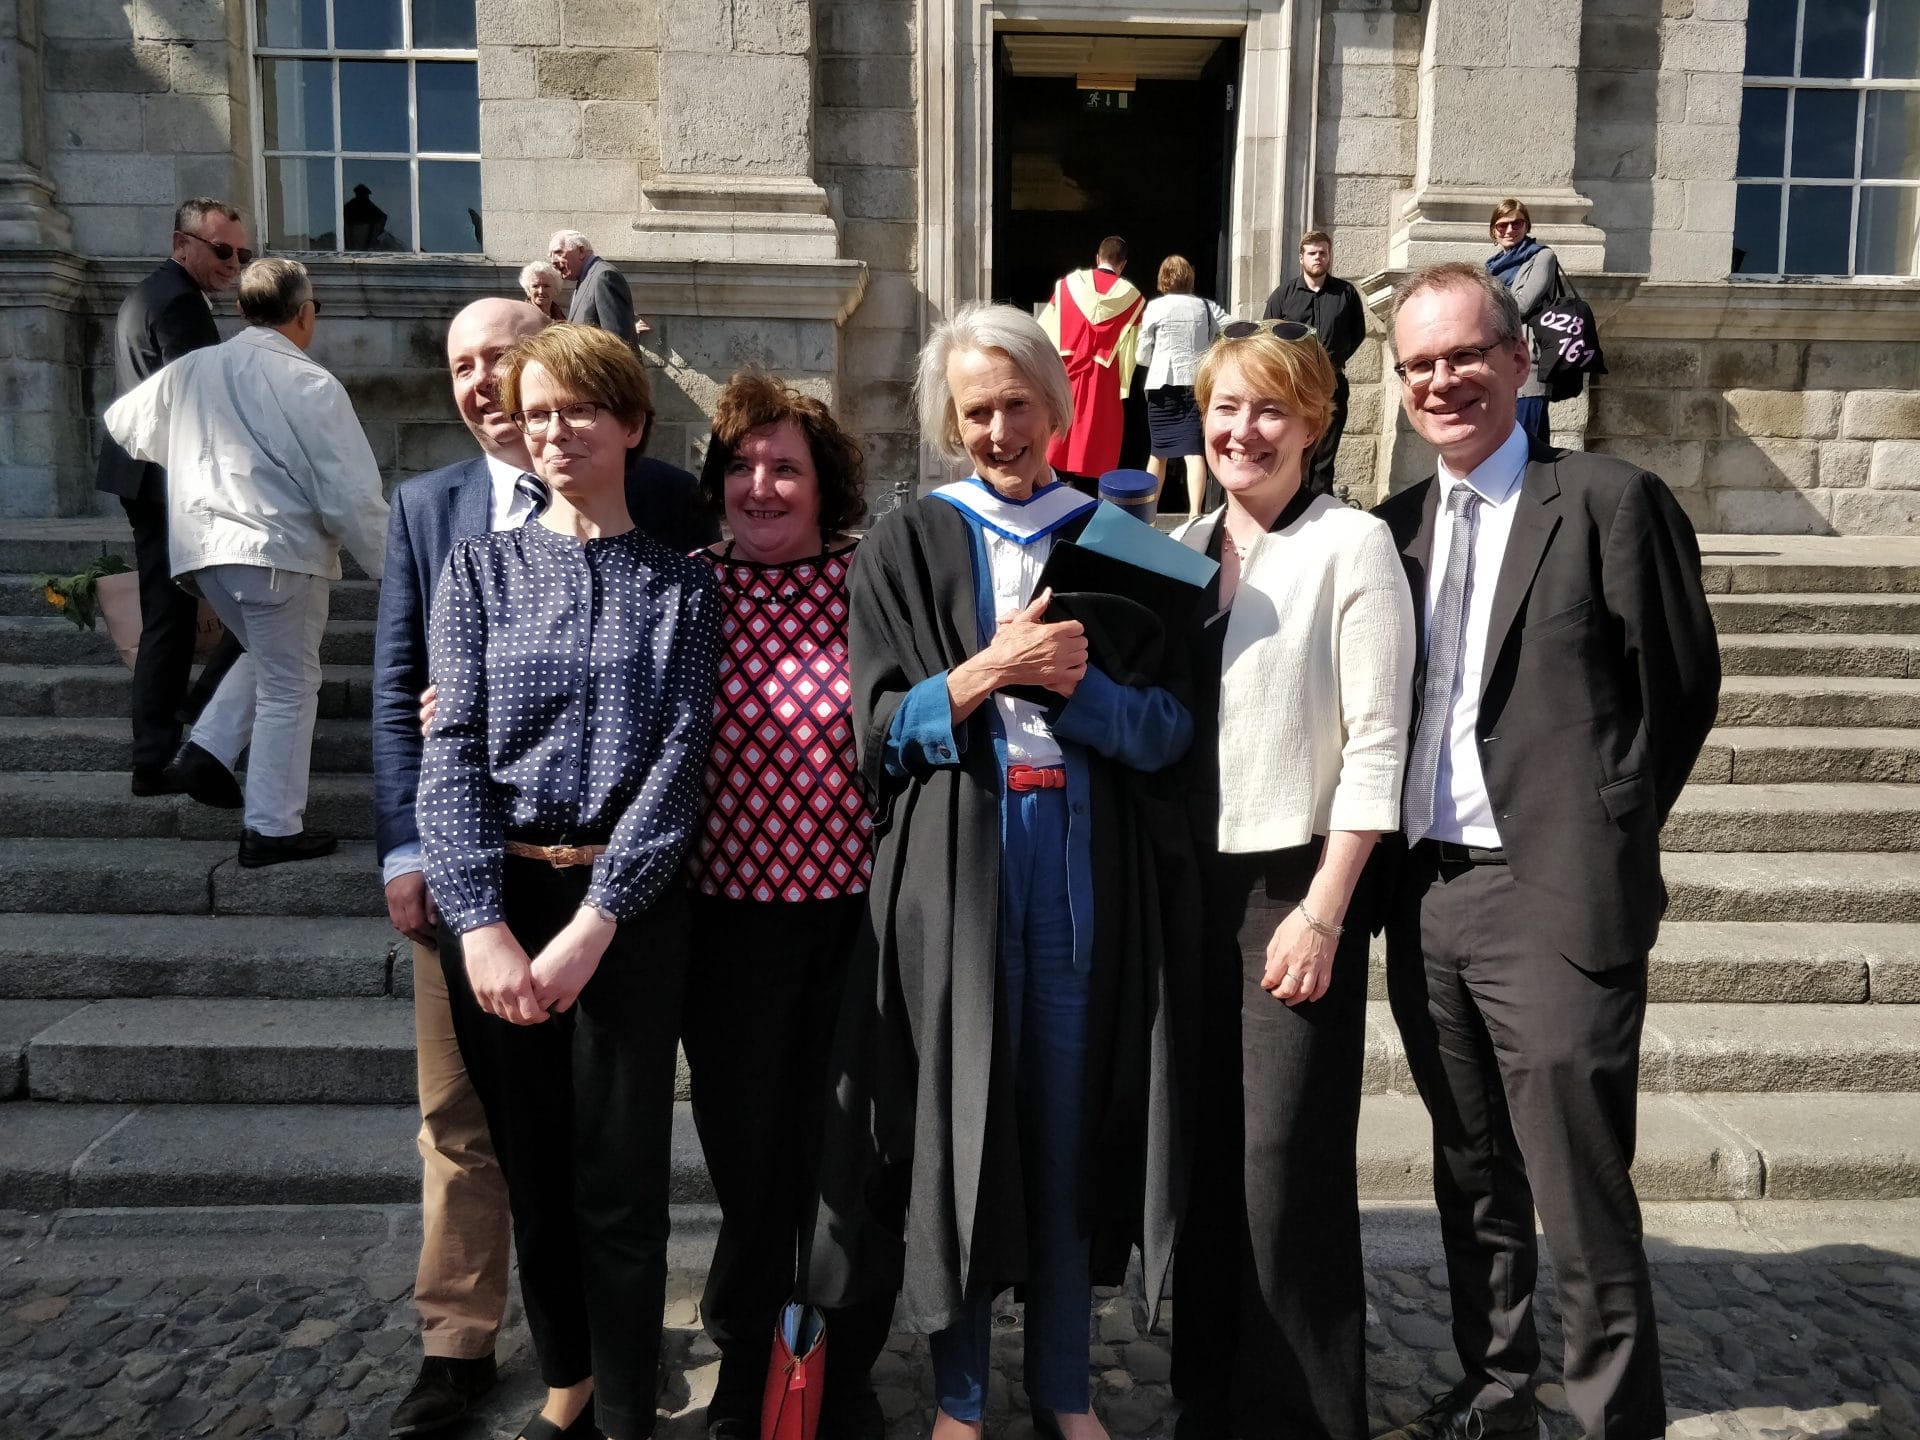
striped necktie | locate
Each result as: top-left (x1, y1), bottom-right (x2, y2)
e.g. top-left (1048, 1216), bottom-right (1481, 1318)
top-left (515, 471), bottom-right (551, 520)
top-left (1404, 486), bottom-right (1483, 844)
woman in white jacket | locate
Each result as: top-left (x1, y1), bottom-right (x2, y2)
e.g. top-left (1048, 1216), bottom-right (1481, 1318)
top-left (1166, 320), bottom-right (1414, 1440)
top-left (1137, 255), bottom-right (1228, 515)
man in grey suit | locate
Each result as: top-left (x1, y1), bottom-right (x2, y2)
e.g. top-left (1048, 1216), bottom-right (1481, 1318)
top-left (1374, 262), bottom-right (1719, 1440)
top-left (549, 228), bottom-right (646, 344)
top-left (95, 197), bottom-right (251, 800)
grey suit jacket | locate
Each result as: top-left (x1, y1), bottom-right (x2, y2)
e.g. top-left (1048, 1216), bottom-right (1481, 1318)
top-left (95, 260), bottom-right (221, 501)
top-left (567, 256), bottom-right (637, 344)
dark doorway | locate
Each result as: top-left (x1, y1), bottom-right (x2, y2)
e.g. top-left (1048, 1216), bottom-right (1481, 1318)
top-left (991, 31), bottom-right (1240, 477)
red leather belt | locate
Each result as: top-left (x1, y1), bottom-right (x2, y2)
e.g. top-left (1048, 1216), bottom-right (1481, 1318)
top-left (1006, 764), bottom-right (1067, 792)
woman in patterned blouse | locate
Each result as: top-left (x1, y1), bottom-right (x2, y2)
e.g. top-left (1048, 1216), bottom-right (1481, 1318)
top-left (419, 323), bottom-right (720, 1440)
top-left (681, 372), bottom-right (890, 1440)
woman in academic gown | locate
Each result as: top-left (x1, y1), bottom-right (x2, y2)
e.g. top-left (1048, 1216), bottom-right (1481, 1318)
top-left (811, 301), bottom-right (1200, 1440)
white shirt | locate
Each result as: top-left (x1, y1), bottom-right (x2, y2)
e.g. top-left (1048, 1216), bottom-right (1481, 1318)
top-left (484, 452), bottom-right (545, 530)
top-left (1418, 423), bottom-right (1530, 848)
top-left (1138, 293), bottom-right (1230, 391)
top-left (980, 528), bottom-right (1065, 765)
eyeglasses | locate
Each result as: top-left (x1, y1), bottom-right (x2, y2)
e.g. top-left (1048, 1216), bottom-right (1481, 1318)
top-left (1220, 318), bottom-right (1318, 343)
top-left (305, 298), bottom-right (322, 315)
top-left (1392, 343), bottom-right (1503, 386)
top-left (1492, 220), bottom-right (1527, 233)
top-left (512, 401), bottom-right (605, 436)
top-left (179, 231), bottom-right (254, 265)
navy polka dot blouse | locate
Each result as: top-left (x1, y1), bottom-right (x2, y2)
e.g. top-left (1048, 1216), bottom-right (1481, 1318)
top-left (419, 518), bottom-right (721, 934)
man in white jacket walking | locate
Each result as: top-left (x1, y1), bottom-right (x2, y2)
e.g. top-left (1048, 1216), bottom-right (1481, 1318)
top-left (106, 258), bottom-right (389, 867)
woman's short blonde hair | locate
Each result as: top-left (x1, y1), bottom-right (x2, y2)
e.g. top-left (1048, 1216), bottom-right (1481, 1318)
top-left (914, 301), bottom-right (1072, 463)
top-left (1194, 327), bottom-right (1338, 450)
top-left (1489, 198), bottom-right (1532, 239)
top-left (519, 260), bottom-right (563, 294)
top-left (1157, 255), bottom-right (1195, 294)
top-left (498, 323), bottom-right (655, 438)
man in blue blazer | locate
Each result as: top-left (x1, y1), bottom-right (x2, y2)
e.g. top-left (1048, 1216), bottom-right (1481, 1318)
top-left (372, 296), bottom-right (716, 1436)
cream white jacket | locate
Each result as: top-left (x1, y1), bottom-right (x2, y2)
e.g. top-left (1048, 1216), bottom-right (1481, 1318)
top-left (105, 326), bottom-right (388, 582)
top-left (1175, 494), bottom-right (1415, 852)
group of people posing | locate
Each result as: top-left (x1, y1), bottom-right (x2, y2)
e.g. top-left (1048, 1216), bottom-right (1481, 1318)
top-left (375, 260), bottom-right (1718, 1440)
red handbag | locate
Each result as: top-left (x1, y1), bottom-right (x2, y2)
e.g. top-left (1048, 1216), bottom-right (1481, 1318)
top-left (762, 1302), bottom-right (828, 1440)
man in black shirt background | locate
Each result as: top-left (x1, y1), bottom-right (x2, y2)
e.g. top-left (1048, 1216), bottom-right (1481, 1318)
top-left (1263, 229), bottom-right (1366, 496)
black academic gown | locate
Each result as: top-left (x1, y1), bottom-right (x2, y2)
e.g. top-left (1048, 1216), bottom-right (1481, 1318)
top-left (805, 495), bottom-right (1203, 1335)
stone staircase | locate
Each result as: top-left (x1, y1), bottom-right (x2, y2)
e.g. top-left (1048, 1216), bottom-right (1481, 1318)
top-left (1, 521), bottom-right (1918, 1212)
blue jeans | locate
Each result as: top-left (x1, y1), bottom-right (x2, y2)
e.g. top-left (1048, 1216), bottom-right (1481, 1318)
top-left (930, 785), bottom-right (1093, 1420)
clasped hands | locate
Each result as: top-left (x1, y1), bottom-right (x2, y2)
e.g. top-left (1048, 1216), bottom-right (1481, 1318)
top-left (461, 907), bottom-right (613, 1025)
top-left (980, 588), bottom-right (1089, 697)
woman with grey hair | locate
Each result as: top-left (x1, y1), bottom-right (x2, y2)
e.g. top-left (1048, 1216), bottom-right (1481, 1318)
top-left (519, 260), bottom-right (567, 322)
top-left (808, 302), bottom-right (1199, 1440)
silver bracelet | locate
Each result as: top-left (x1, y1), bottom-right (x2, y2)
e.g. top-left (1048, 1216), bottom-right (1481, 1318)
top-left (1296, 902), bottom-right (1343, 939)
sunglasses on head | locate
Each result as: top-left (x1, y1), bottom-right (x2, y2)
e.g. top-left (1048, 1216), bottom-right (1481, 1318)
top-left (1220, 318), bottom-right (1318, 342)
top-left (180, 231), bottom-right (255, 265)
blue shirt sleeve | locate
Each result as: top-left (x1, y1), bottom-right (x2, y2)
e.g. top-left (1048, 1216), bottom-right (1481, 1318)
top-left (1048, 664), bottom-right (1192, 773)
top-left (883, 671), bottom-right (967, 780)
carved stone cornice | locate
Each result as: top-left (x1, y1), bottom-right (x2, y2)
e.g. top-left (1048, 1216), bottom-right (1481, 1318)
top-left (0, 246), bottom-right (88, 308)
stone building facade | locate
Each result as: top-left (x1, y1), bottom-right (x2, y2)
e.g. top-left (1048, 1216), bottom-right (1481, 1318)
top-left (1, 0), bottom-right (1917, 532)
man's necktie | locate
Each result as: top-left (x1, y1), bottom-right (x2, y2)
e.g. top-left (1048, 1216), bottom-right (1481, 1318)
top-left (1404, 487), bottom-right (1483, 844)
top-left (515, 471), bottom-right (551, 519)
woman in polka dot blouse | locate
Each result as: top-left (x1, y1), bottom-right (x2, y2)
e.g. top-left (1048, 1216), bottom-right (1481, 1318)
top-left (418, 323), bottom-right (720, 1440)
top-left (678, 372), bottom-right (891, 1440)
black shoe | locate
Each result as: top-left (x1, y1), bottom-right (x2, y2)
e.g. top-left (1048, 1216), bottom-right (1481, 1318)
top-left (518, 1398), bottom-right (602, 1440)
top-left (164, 740), bottom-right (243, 809)
top-left (130, 764), bottom-right (186, 798)
top-left (388, 1353), bottom-right (497, 1436)
top-left (707, 1421), bottom-right (757, 1440)
top-left (238, 827), bottom-right (338, 867)
top-left (1378, 1391), bottom-right (1545, 1440)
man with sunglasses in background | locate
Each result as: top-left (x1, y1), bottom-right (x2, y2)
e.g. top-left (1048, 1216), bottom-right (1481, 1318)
top-left (1373, 261), bottom-right (1718, 1440)
top-left (95, 198), bottom-right (253, 803)
top-left (1263, 229), bottom-right (1366, 497)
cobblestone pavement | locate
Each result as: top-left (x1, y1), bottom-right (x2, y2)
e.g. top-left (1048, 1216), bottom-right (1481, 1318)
top-left (2, 1203), bottom-right (1918, 1440)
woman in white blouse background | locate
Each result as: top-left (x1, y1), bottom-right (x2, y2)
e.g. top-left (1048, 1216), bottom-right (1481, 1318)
top-left (1136, 255), bottom-right (1229, 515)
top-left (1166, 321), bottom-right (1414, 1440)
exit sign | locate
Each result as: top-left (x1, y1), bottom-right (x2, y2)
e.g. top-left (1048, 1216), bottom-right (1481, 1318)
top-left (1083, 89), bottom-right (1131, 112)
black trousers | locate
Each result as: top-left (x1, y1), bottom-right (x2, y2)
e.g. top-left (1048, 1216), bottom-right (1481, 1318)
top-left (1305, 372), bottom-right (1350, 498)
top-left (681, 892), bottom-right (892, 1431)
top-left (121, 490), bottom-right (244, 772)
top-left (1171, 845), bottom-right (1369, 1440)
top-left (440, 859), bottom-right (687, 1439)
top-left (1385, 850), bottom-right (1664, 1440)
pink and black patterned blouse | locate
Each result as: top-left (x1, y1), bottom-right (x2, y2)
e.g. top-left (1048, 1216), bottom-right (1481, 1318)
top-left (688, 544), bottom-right (874, 903)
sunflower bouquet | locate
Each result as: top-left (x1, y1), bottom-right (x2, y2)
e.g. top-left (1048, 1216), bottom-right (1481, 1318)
top-left (36, 553), bottom-right (131, 631)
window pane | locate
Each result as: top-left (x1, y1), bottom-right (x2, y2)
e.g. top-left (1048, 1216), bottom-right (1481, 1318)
top-left (1738, 87), bottom-right (1789, 177)
top-left (1875, 0), bottom-right (1920, 79)
top-left (260, 59), bottom-right (334, 152)
top-left (334, 0), bottom-right (402, 49)
top-left (340, 61), bottom-right (410, 152)
top-left (1790, 89), bottom-right (1860, 178)
top-left (342, 159), bottom-right (412, 249)
top-left (1801, 0), bottom-right (1870, 77)
top-left (1864, 92), bottom-right (1920, 180)
top-left (417, 62), bottom-right (478, 152)
top-left (1733, 182), bottom-right (1783, 274)
top-left (1857, 186), bottom-right (1920, 274)
top-left (1744, 0), bottom-right (1797, 76)
top-left (1785, 184), bottom-right (1855, 272)
top-left (256, 0), bottom-right (327, 48)
top-left (266, 156), bottom-right (337, 250)
top-left (419, 161), bottom-right (481, 252)
top-left (412, 0), bottom-right (477, 48)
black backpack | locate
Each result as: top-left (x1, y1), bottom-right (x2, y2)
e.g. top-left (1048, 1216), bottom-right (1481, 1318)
top-left (1530, 272), bottom-right (1605, 402)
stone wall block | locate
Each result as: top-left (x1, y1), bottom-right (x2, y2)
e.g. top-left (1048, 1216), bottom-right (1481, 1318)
top-left (1326, 10), bottom-right (1408, 67)
top-left (479, 46), bottom-right (539, 101)
top-left (1581, 69), bottom-right (1659, 119)
top-left (1704, 436), bottom-right (1819, 491)
top-left (855, 272), bottom-right (920, 333)
top-left (1709, 487), bottom-right (1833, 535)
top-left (1580, 17), bottom-right (1661, 70)
top-left (817, 107), bottom-right (914, 170)
top-left (842, 219), bottom-right (915, 273)
top-left (477, 0), bottom-right (560, 47)
top-left (1661, 18), bottom-right (1746, 73)
top-left (658, 54), bottom-right (808, 174)
top-left (844, 325), bottom-right (920, 381)
top-left (1318, 116), bottom-right (1415, 180)
top-left (307, 320), bottom-right (398, 371)
top-left (1868, 441), bottom-right (1920, 490)
top-left (1344, 383), bottom-right (1384, 437)
top-left (1805, 341), bottom-right (1919, 392)
top-left (819, 2), bottom-right (912, 57)
top-left (1675, 391), bottom-right (1723, 439)
top-left (1842, 390), bottom-right (1920, 441)
top-left (848, 379), bottom-right (915, 435)
top-left (561, 0), bottom-right (660, 48)
top-left (732, 0), bottom-right (810, 55)
top-left (46, 39), bottom-right (170, 92)
top-left (398, 423), bottom-right (481, 473)
top-left (1314, 173), bottom-right (1396, 228)
top-left (1592, 387), bottom-right (1672, 438)
top-left (51, 151), bottom-right (179, 204)
top-left (174, 151), bottom-right (243, 202)
top-left (1704, 341), bottom-right (1801, 391)
top-left (819, 57), bottom-right (912, 110)
top-left (537, 48), bottom-right (658, 102)
top-left (1608, 439), bottom-right (1705, 490)
top-left (532, 158), bottom-right (638, 211)
top-left (1685, 179), bottom-right (1737, 234)
top-left (580, 101), bottom-right (658, 166)
top-left (1603, 342), bottom-right (1701, 389)
top-left (1654, 123), bottom-right (1739, 182)
top-left (46, 92), bottom-right (144, 151)
top-left (167, 39), bottom-right (233, 97)
top-left (665, 316), bottom-right (800, 372)
top-left (1686, 71), bottom-right (1742, 126)
top-left (1725, 389), bottom-right (1840, 440)
top-left (1520, 0), bottom-right (1582, 70)
top-left (1818, 440), bottom-right (1872, 489)
top-left (826, 165), bottom-right (914, 222)
top-left (68, 203), bottom-right (169, 256)
top-left (1693, 0), bottom-right (1747, 17)
top-left (1578, 122), bottom-right (1656, 181)
top-left (42, 0), bottom-right (135, 40)
top-left (1425, 68), bottom-right (1576, 188)
top-left (134, 0), bottom-right (225, 42)
top-left (143, 92), bottom-right (231, 152)
top-left (479, 99), bottom-right (582, 160)
top-left (1324, 63), bottom-right (1415, 120)
top-left (1830, 490), bottom-right (1920, 534)
top-left (1428, 2), bottom-right (1509, 63)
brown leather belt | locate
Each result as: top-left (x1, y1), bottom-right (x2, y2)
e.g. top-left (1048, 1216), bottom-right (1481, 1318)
top-left (505, 840), bottom-right (608, 868)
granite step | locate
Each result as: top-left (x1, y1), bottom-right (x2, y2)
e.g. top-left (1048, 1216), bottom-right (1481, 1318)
top-left (1662, 782), bottom-right (1920, 852)
top-left (0, 614), bottom-right (376, 667)
top-left (1709, 592), bottom-right (1920, 635)
top-left (0, 915), bottom-right (396, 999)
top-left (0, 771), bottom-right (376, 840)
top-left (0, 662), bottom-right (375, 719)
top-left (0, 573), bottom-right (381, 622)
top-left (1716, 632), bottom-right (1920, 679)
top-left (0, 839), bottom-right (385, 917)
top-left (1698, 535), bottom-right (1920, 595)
top-left (1664, 851), bottom-right (1920, 922)
top-left (1690, 726), bottom-right (1920, 785)
top-left (1713, 675), bottom-right (1920, 728)
top-left (0, 715), bottom-right (371, 774)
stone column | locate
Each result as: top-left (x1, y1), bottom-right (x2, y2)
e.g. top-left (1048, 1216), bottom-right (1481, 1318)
top-left (1388, 0), bottom-right (1603, 270)
top-left (634, 0), bottom-right (840, 260)
top-left (0, 0), bottom-right (74, 248)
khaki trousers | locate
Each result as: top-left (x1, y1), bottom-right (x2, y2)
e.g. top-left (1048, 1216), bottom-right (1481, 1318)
top-left (412, 941), bottom-right (513, 1358)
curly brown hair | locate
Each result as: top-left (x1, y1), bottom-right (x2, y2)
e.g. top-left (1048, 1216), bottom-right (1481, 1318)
top-left (698, 372), bottom-right (867, 539)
